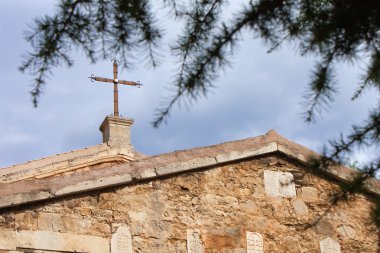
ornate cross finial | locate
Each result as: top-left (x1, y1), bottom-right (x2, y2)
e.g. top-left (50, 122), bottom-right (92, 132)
top-left (89, 59), bottom-right (142, 117)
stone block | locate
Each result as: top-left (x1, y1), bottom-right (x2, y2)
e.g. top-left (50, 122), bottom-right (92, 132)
top-left (337, 225), bottom-right (356, 239)
top-left (91, 222), bottom-right (111, 235)
top-left (187, 229), bottom-right (204, 253)
top-left (15, 212), bottom-right (37, 230)
top-left (292, 198), bottom-right (309, 216)
top-left (54, 174), bottom-right (132, 196)
top-left (263, 170), bottom-right (296, 198)
top-left (246, 231), bottom-right (264, 253)
top-left (0, 190), bottom-right (52, 208)
top-left (0, 229), bottom-right (109, 253)
top-left (215, 142), bottom-right (277, 163)
top-left (319, 237), bottom-right (340, 253)
top-left (37, 213), bottom-right (63, 231)
top-left (300, 187), bottom-right (318, 202)
top-left (129, 211), bottom-right (147, 223)
top-left (61, 215), bottom-right (91, 234)
top-left (139, 168), bottom-right (157, 179)
top-left (111, 225), bottom-right (133, 253)
top-left (277, 144), bottom-right (308, 163)
top-left (312, 219), bottom-right (334, 237)
top-left (156, 157), bottom-right (217, 176)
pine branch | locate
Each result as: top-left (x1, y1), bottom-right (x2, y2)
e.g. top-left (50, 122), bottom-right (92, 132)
top-left (352, 50), bottom-right (380, 100)
top-left (153, 2), bottom-right (263, 126)
top-left (327, 108), bottom-right (380, 161)
top-left (19, 0), bottom-right (87, 106)
top-left (19, 0), bottom-right (162, 106)
top-left (303, 51), bottom-right (337, 122)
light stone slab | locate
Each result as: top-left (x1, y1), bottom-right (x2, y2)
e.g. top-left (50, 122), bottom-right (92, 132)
top-left (246, 231), bottom-right (264, 253)
top-left (0, 229), bottom-right (109, 253)
top-left (0, 191), bottom-right (52, 208)
top-left (156, 157), bottom-right (217, 176)
top-left (292, 198), bottom-right (309, 216)
top-left (139, 167), bottom-right (157, 179)
top-left (55, 174), bottom-right (132, 196)
top-left (215, 142), bottom-right (277, 163)
top-left (300, 186), bottom-right (318, 202)
top-left (187, 229), bottom-right (204, 253)
top-left (263, 170), bottom-right (296, 198)
top-left (277, 144), bottom-right (308, 163)
top-left (319, 237), bottom-right (341, 253)
top-left (111, 225), bottom-right (133, 253)
top-left (337, 225), bottom-right (356, 239)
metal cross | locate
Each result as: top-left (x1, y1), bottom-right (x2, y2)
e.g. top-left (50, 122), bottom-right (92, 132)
top-left (89, 59), bottom-right (142, 117)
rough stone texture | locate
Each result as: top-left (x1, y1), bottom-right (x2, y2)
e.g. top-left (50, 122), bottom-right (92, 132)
top-left (0, 155), bottom-right (377, 252)
top-left (1, 129), bottom-right (379, 211)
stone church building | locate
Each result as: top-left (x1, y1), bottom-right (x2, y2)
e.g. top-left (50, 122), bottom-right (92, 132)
top-left (0, 115), bottom-right (379, 252)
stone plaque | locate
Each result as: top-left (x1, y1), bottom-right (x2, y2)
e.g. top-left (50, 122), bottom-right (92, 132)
top-left (246, 232), bottom-right (263, 253)
top-left (264, 170), bottom-right (296, 197)
top-left (320, 237), bottom-right (341, 253)
top-left (111, 225), bottom-right (132, 253)
top-left (187, 229), bottom-right (203, 253)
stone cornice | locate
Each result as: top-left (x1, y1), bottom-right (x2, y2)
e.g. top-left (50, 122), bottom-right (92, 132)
top-left (0, 130), bottom-right (378, 209)
top-left (0, 144), bottom-right (145, 184)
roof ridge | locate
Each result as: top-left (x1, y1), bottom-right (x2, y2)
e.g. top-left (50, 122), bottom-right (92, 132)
top-left (0, 143), bottom-right (146, 182)
top-left (0, 143), bottom-right (107, 171)
top-left (0, 130), bottom-right (377, 210)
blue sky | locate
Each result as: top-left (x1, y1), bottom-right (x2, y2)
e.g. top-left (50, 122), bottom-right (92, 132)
top-left (0, 1), bottom-right (378, 168)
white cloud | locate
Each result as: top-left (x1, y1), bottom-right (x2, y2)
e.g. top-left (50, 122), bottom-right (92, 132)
top-left (0, 1), bottom-right (377, 170)
top-left (0, 128), bottom-right (38, 145)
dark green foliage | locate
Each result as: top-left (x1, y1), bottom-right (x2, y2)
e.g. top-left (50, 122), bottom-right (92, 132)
top-left (19, 0), bottom-right (161, 106)
top-left (21, 0), bottom-right (380, 225)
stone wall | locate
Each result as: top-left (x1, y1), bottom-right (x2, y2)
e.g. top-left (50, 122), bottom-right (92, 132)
top-left (0, 154), bottom-right (378, 252)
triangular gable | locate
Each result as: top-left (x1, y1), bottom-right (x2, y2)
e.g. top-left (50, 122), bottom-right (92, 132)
top-left (0, 143), bottom-right (146, 183)
top-left (0, 130), bottom-right (378, 209)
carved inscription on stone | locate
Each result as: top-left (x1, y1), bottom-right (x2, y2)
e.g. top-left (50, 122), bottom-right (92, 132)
top-left (246, 231), bottom-right (264, 253)
top-left (320, 237), bottom-right (341, 253)
top-left (186, 229), bottom-right (203, 253)
top-left (263, 170), bottom-right (296, 197)
top-left (111, 225), bottom-right (132, 253)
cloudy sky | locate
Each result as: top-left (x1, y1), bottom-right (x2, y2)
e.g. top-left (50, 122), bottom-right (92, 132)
top-left (0, 1), bottom-right (378, 168)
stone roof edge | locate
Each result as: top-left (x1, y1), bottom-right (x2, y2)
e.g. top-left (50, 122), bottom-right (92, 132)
top-left (277, 143), bottom-right (380, 196)
top-left (0, 130), bottom-right (378, 209)
top-left (0, 144), bottom-right (146, 183)
top-left (0, 144), bottom-right (110, 176)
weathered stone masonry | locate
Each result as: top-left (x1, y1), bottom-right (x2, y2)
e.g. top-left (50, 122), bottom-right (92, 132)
top-left (0, 124), bottom-right (378, 253)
